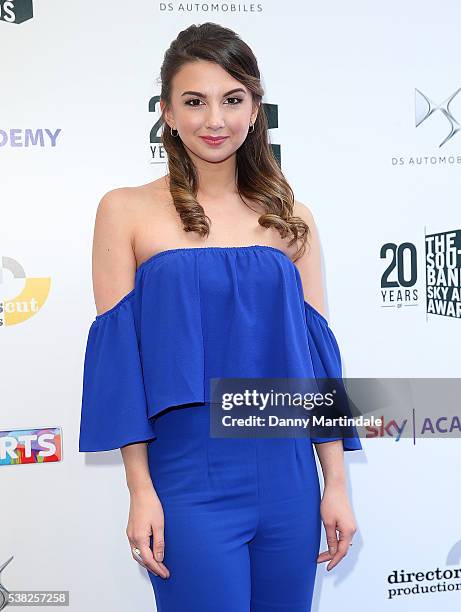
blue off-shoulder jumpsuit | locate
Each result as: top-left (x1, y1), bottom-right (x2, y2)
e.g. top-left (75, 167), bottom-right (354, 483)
top-left (79, 245), bottom-right (362, 612)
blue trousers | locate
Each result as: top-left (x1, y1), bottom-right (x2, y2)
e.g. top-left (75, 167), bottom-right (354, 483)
top-left (147, 403), bottom-right (321, 611)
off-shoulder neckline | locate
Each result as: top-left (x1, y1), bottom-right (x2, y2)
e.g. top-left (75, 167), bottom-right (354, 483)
top-left (93, 244), bottom-right (329, 326)
top-left (95, 246), bottom-right (288, 321)
top-left (135, 244), bottom-right (290, 276)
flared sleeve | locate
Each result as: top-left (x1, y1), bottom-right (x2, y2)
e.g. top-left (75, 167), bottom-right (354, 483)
top-left (304, 301), bottom-right (362, 452)
top-left (79, 290), bottom-right (157, 452)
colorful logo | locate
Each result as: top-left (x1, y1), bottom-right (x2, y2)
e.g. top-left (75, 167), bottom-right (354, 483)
top-left (1, 256), bottom-right (51, 326)
top-left (0, 428), bottom-right (62, 465)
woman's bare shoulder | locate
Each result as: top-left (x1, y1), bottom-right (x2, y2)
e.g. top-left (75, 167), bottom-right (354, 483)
top-left (94, 176), bottom-right (171, 239)
top-left (97, 176), bottom-right (169, 212)
top-left (292, 199), bottom-right (315, 225)
top-left (91, 177), bottom-right (171, 315)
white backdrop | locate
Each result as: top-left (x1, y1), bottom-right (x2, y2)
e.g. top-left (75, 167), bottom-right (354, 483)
top-left (1, 0), bottom-right (460, 610)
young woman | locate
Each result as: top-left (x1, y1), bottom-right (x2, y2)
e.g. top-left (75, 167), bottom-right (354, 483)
top-left (79, 22), bottom-right (362, 611)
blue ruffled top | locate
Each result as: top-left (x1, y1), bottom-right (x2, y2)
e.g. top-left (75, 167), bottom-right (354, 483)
top-left (79, 245), bottom-right (362, 452)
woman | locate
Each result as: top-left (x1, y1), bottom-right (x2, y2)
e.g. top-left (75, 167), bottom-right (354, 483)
top-left (79, 22), bottom-right (362, 611)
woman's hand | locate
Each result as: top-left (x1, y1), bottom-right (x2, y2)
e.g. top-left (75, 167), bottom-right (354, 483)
top-left (317, 482), bottom-right (357, 571)
top-left (126, 486), bottom-right (170, 579)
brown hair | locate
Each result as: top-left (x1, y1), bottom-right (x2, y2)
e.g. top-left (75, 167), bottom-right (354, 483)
top-left (158, 22), bottom-right (309, 261)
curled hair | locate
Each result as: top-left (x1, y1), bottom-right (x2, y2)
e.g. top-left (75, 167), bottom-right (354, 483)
top-left (158, 22), bottom-right (309, 261)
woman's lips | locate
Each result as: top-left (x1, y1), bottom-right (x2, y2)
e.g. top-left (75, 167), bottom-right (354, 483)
top-left (200, 136), bottom-right (228, 146)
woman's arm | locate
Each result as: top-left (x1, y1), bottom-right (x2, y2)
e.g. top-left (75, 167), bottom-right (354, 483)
top-left (121, 443), bottom-right (169, 579)
top-left (313, 439), bottom-right (357, 571)
top-left (293, 200), bottom-right (357, 570)
top-left (92, 189), bottom-right (170, 579)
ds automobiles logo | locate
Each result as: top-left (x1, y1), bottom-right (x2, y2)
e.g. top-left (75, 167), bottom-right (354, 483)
top-left (415, 87), bottom-right (461, 147)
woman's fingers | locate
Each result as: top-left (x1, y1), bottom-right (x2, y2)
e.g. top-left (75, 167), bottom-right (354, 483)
top-left (129, 533), bottom-right (170, 579)
top-left (316, 520), bottom-right (338, 564)
top-left (325, 521), bottom-right (339, 556)
top-left (126, 491), bottom-right (170, 578)
top-left (326, 529), bottom-right (354, 571)
top-left (138, 541), bottom-right (170, 579)
top-left (316, 550), bottom-right (333, 562)
top-left (317, 523), bottom-right (356, 571)
top-left (152, 525), bottom-right (165, 563)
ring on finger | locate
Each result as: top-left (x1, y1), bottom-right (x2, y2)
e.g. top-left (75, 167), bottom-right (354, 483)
top-left (132, 547), bottom-right (144, 562)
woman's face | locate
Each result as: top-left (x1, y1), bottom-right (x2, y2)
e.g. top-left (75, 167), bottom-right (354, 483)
top-left (161, 60), bottom-right (259, 162)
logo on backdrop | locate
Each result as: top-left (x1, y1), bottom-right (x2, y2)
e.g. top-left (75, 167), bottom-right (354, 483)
top-left (365, 406), bottom-right (461, 443)
top-left (392, 86), bottom-right (461, 166)
top-left (148, 96), bottom-right (281, 167)
top-left (387, 562), bottom-right (461, 601)
top-left (157, 2), bottom-right (263, 14)
top-left (0, 256), bottom-right (51, 327)
top-left (380, 241), bottom-right (418, 308)
top-left (380, 228), bottom-right (461, 320)
top-left (0, 129), bottom-right (62, 148)
top-left (0, 557), bottom-right (13, 611)
top-left (415, 87), bottom-right (461, 148)
top-left (0, 0), bottom-right (33, 24)
top-left (0, 555), bottom-right (69, 607)
top-left (0, 428), bottom-right (62, 465)
top-left (426, 229), bottom-right (461, 318)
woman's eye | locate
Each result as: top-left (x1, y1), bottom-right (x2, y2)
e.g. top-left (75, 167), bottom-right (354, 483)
top-left (185, 98), bottom-right (203, 107)
top-left (184, 97), bottom-right (243, 107)
top-left (225, 97), bottom-right (244, 105)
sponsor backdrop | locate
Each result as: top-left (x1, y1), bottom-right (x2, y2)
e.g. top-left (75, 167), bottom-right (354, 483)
top-left (1, 0), bottom-right (459, 610)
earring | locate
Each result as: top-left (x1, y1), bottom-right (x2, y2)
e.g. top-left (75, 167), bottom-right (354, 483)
top-left (170, 126), bottom-right (179, 137)
top-left (248, 122), bottom-right (255, 133)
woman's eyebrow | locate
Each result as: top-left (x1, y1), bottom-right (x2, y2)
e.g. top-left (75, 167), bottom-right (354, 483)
top-left (181, 88), bottom-right (247, 98)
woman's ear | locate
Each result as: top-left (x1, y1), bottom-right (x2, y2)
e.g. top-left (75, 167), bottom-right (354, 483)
top-left (161, 100), bottom-right (174, 130)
